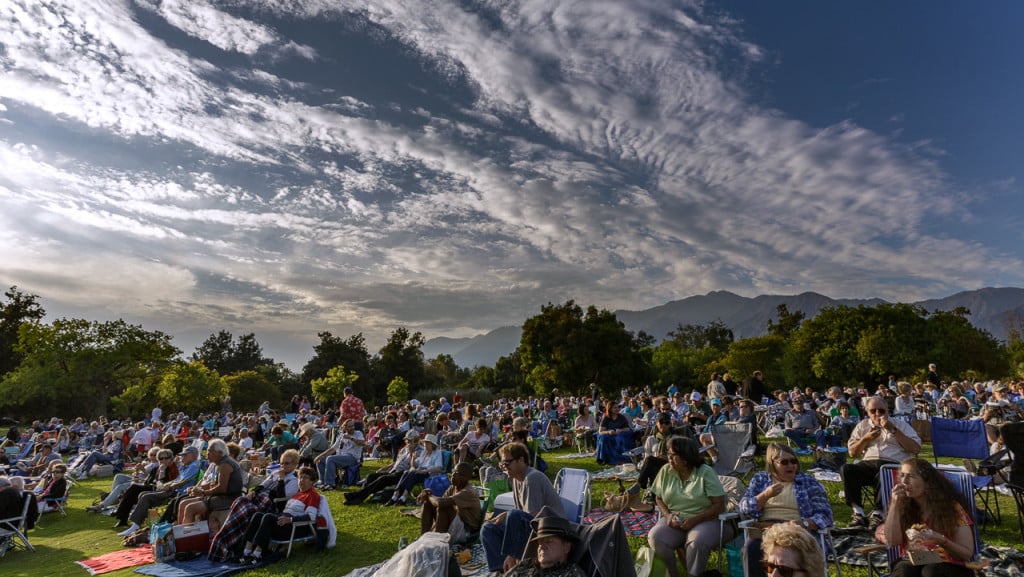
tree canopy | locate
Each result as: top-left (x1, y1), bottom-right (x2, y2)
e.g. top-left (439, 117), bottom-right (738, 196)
top-left (0, 286), bottom-right (46, 377)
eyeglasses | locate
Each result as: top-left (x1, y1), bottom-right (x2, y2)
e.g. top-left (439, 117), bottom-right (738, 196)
top-left (158, 457), bottom-right (171, 461)
top-left (499, 459), bottom-right (513, 468)
top-left (868, 408), bottom-right (887, 414)
top-left (775, 458), bottom-right (799, 466)
top-left (761, 560), bottom-right (802, 577)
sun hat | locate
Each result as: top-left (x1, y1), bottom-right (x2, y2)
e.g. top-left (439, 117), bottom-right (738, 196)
top-left (423, 434), bottom-right (438, 446)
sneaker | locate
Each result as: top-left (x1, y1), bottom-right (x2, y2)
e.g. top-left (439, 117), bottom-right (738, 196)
top-left (848, 513), bottom-right (869, 528)
top-left (794, 448), bottom-right (813, 455)
top-left (868, 512), bottom-right (884, 530)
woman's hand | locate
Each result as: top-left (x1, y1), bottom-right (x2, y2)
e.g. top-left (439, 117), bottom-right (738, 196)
top-left (277, 514), bottom-right (292, 526)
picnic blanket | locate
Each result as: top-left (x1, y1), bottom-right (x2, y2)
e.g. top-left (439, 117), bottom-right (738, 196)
top-left (554, 452), bottom-right (594, 459)
top-left (591, 464), bottom-right (639, 481)
top-left (75, 546), bottom-right (153, 575)
top-left (133, 555), bottom-right (268, 577)
top-left (583, 508), bottom-right (656, 537)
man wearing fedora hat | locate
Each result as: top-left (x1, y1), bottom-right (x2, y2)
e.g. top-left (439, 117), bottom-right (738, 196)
top-left (505, 507), bottom-right (585, 577)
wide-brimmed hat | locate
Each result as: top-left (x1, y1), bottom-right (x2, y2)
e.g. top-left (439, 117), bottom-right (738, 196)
top-left (423, 434), bottom-right (439, 446)
top-left (529, 513), bottom-right (579, 544)
top-left (300, 422), bottom-right (317, 436)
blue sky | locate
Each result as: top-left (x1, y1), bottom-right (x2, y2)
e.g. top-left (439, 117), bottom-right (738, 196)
top-left (1, 1), bottom-right (1022, 370)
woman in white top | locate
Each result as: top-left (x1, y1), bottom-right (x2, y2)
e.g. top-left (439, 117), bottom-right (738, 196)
top-left (387, 434), bottom-right (444, 506)
top-left (893, 382), bottom-right (916, 416)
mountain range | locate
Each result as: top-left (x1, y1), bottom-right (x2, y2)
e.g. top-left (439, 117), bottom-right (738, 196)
top-left (422, 288), bottom-right (1024, 368)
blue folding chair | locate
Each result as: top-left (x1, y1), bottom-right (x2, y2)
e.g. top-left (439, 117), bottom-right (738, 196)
top-left (929, 417), bottom-right (1000, 527)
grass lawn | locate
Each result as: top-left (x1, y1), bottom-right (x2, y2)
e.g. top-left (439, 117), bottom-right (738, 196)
top-left (3, 444), bottom-right (1019, 577)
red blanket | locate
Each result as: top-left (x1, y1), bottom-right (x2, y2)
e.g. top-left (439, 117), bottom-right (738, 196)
top-left (75, 546), bottom-right (154, 575)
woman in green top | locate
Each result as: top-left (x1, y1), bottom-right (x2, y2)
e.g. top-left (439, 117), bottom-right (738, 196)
top-left (648, 436), bottom-right (733, 577)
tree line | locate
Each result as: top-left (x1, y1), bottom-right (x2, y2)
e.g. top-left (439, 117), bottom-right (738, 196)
top-left (1, 286), bottom-right (1022, 421)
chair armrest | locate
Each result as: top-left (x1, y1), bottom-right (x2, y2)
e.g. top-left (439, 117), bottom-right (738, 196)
top-left (737, 518), bottom-right (756, 529)
top-left (718, 511), bottom-right (740, 522)
top-left (851, 544), bottom-right (886, 555)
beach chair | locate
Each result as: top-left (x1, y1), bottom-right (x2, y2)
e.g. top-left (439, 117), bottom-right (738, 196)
top-left (554, 467), bottom-right (591, 523)
top-left (0, 493), bottom-right (35, 556)
top-left (929, 417), bottom-right (1000, 526)
top-left (42, 478), bottom-right (74, 517)
top-left (708, 423), bottom-right (756, 480)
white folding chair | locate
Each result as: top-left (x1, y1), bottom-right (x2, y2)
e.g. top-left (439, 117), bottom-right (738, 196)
top-left (553, 467), bottom-right (591, 523)
top-left (0, 493), bottom-right (35, 556)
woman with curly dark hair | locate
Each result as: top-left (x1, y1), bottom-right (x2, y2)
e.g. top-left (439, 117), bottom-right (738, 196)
top-left (883, 458), bottom-right (975, 577)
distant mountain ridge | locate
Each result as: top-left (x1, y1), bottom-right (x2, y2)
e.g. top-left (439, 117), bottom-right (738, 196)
top-left (422, 287), bottom-right (1024, 368)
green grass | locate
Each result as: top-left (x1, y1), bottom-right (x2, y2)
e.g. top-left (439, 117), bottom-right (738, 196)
top-left (3, 445), bottom-right (1019, 577)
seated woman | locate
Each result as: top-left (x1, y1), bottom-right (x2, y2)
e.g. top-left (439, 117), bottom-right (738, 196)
top-left (815, 401), bottom-right (858, 448)
top-left (207, 449), bottom-right (300, 562)
top-left (739, 443), bottom-right (833, 577)
top-left (161, 433), bottom-right (184, 456)
top-left (649, 436), bottom-right (734, 577)
top-left (238, 466), bottom-right (321, 564)
top-left (622, 413), bottom-right (673, 504)
top-left (36, 463), bottom-right (68, 514)
top-left (883, 458), bottom-right (976, 577)
top-left (386, 433), bottom-right (443, 506)
top-left (90, 447), bottom-right (161, 513)
top-left (596, 402), bottom-right (633, 465)
top-left (177, 439), bottom-right (245, 527)
top-left (112, 449), bottom-right (178, 528)
top-left (760, 522), bottom-right (824, 577)
top-left (455, 418), bottom-right (491, 466)
top-left (70, 430), bottom-right (123, 479)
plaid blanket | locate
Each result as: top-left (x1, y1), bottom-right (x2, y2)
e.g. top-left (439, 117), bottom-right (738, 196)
top-left (583, 508), bottom-right (656, 537)
top-left (206, 492), bottom-right (274, 562)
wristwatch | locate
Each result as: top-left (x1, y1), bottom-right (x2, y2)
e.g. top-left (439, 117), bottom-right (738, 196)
top-left (801, 519), bottom-right (810, 530)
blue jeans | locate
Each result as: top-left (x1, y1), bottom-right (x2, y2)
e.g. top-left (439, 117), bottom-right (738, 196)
top-left (317, 454), bottom-right (358, 487)
top-left (783, 429), bottom-right (811, 450)
top-left (481, 509), bottom-right (532, 571)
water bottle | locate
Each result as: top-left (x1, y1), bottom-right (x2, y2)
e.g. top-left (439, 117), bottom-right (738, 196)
top-left (398, 536), bottom-right (408, 551)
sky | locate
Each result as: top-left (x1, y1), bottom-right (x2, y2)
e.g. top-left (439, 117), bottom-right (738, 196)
top-left (2, 1), bottom-right (1023, 371)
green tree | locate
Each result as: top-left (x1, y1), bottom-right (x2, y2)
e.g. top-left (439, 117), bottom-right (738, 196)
top-left (310, 365), bottom-right (360, 407)
top-left (666, 320), bottom-right (734, 354)
top-left (372, 328), bottom-right (426, 399)
top-left (158, 361), bottom-right (225, 415)
top-left (0, 318), bottom-right (179, 419)
top-left (387, 376), bottom-right (410, 404)
top-left (192, 330), bottom-right (273, 375)
top-left (650, 341), bottom-right (721, 391)
top-left (519, 301), bottom-right (649, 397)
top-left (924, 309), bottom-right (1005, 380)
top-left (493, 351), bottom-right (527, 395)
top-left (301, 332), bottom-right (372, 386)
top-left (766, 304), bottom-right (805, 339)
top-left (720, 335), bottom-right (786, 387)
top-left (222, 370), bottom-right (282, 413)
top-left (0, 286), bottom-right (46, 377)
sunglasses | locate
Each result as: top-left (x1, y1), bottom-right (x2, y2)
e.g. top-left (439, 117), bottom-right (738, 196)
top-left (761, 560), bottom-right (801, 577)
top-left (775, 458), bottom-right (799, 466)
top-left (499, 459), bottom-right (513, 467)
top-left (868, 408), bottom-right (888, 415)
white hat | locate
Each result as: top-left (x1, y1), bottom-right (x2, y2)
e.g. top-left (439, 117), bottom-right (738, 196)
top-left (423, 434), bottom-right (438, 446)
top-left (690, 392), bottom-right (701, 401)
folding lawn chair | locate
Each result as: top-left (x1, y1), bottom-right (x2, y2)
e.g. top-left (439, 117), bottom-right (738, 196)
top-left (0, 493), bottom-right (35, 556)
top-left (929, 417), bottom-right (1000, 526)
top-left (554, 467), bottom-right (591, 523)
top-left (708, 423), bottom-right (756, 480)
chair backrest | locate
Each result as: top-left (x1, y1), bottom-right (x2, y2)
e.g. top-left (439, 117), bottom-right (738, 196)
top-left (930, 417), bottom-right (988, 461)
top-left (3, 446), bottom-right (18, 459)
top-left (717, 474), bottom-right (745, 513)
top-left (877, 464), bottom-right (981, 568)
top-left (17, 441), bottom-right (34, 460)
top-left (1000, 421), bottom-right (1024, 486)
top-left (554, 467), bottom-right (591, 522)
top-left (710, 422), bottom-right (755, 476)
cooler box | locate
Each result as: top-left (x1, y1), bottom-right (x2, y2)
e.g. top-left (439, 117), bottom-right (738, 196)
top-left (173, 521), bottom-right (210, 552)
top-left (492, 492), bottom-right (515, 516)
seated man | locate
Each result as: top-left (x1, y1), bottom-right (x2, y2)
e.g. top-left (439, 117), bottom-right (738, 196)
top-left (841, 395), bottom-right (920, 529)
top-left (71, 431), bottom-right (123, 479)
top-left (343, 430), bottom-right (422, 504)
top-left (783, 399), bottom-right (819, 454)
top-left (417, 462), bottom-right (481, 542)
top-left (314, 419), bottom-right (365, 490)
top-left (15, 442), bottom-right (61, 477)
top-left (261, 424), bottom-right (298, 461)
top-left (481, 442), bottom-right (565, 575)
top-left (116, 445), bottom-right (201, 536)
top-left (507, 509), bottom-right (585, 577)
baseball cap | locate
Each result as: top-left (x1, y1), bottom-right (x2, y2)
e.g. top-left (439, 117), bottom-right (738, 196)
top-left (690, 392), bottom-right (701, 401)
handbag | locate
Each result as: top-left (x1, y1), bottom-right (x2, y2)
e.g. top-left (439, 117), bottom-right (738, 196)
top-left (150, 521), bottom-right (176, 562)
top-left (424, 473), bottom-right (451, 495)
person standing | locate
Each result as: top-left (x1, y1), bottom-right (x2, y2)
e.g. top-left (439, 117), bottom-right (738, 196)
top-left (926, 364), bottom-right (941, 387)
top-left (340, 387), bottom-right (366, 432)
top-left (743, 371), bottom-right (767, 404)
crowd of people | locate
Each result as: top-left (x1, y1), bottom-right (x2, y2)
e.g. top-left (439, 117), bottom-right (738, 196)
top-left (0, 366), bottom-right (1021, 575)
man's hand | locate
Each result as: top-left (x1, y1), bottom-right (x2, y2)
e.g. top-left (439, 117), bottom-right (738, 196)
top-left (502, 555), bottom-right (519, 572)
